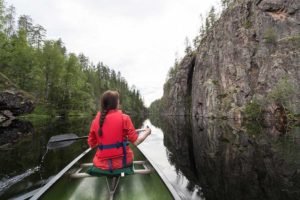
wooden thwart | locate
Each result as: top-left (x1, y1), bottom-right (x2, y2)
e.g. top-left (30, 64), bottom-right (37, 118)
top-left (70, 160), bottom-right (152, 179)
top-left (70, 160), bottom-right (152, 200)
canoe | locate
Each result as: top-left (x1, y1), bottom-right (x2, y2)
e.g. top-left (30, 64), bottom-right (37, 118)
top-left (30, 144), bottom-right (180, 200)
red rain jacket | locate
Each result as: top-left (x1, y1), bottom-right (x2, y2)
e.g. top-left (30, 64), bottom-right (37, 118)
top-left (88, 109), bottom-right (138, 170)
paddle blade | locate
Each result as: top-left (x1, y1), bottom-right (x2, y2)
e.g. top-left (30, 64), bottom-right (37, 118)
top-left (47, 133), bottom-right (79, 150)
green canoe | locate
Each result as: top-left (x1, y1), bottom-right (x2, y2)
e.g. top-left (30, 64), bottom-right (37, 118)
top-left (30, 145), bottom-right (180, 200)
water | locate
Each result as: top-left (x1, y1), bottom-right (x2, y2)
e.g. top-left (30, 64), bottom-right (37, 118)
top-left (0, 115), bottom-right (300, 200)
top-left (0, 117), bottom-right (94, 199)
top-left (146, 115), bottom-right (300, 200)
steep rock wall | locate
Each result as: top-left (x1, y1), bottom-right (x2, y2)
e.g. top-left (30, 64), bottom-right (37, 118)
top-left (162, 0), bottom-right (300, 118)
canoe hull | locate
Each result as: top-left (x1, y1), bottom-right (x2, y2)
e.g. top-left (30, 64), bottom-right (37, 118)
top-left (32, 145), bottom-right (173, 200)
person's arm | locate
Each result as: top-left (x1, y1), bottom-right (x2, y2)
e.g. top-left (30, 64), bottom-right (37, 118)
top-left (133, 127), bottom-right (151, 146)
top-left (88, 119), bottom-right (97, 148)
top-left (124, 115), bottom-right (151, 146)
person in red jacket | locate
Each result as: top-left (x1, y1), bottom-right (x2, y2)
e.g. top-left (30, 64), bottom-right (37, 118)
top-left (88, 90), bottom-right (151, 171)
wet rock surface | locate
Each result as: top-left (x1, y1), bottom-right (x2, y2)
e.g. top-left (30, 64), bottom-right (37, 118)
top-left (0, 91), bottom-right (35, 116)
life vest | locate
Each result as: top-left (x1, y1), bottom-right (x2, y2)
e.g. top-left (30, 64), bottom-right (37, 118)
top-left (95, 110), bottom-right (128, 170)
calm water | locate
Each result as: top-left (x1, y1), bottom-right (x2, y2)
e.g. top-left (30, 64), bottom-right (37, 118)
top-left (0, 115), bottom-right (300, 200)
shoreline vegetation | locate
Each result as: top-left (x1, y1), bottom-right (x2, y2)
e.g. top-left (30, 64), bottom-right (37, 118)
top-left (0, 0), bottom-right (146, 120)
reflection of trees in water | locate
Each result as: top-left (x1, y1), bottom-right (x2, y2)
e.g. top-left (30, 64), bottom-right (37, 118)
top-left (150, 114), bottom-right (300, 200)
top-left (0, 117), bottom-right (95, 199)
top-left (0, 117), bottom-right (92, 179)
top-left (0, 119), bottom-right (39, 179)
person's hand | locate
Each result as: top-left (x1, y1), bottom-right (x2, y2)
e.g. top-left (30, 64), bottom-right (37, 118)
top-left (145, 126), bottom-right (151, 135)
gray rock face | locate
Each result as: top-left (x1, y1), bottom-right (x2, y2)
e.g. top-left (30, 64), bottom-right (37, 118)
top-left (0, 73), bottom-right (35, 123)
top-left (163, 55), bottom-right (195, 115)
top-left (162, 0), bottom-right (300, 118)
top-left (0, 91), bottom-right (35, 116)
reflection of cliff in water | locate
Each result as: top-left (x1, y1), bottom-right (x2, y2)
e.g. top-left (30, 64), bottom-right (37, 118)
top-left (0, 120), bottom-right (34, 146)
top-left (150, 115), bottom-right (300, 200)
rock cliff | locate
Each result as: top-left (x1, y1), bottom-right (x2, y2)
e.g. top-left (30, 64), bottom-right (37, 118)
top-left (160, 0), bottom-right (300, 119)
top-left (0, 73), bottom-right (35, 124)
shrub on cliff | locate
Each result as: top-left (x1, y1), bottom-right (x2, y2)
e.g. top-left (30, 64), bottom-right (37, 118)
top-left (267, 77), bottom-right (295, 111)
top-left (264, 28), bottom-right (277, 44)
top-left (244, 100), bottom-right (263, 121)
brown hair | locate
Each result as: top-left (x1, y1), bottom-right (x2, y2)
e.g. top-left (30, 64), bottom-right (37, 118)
top-left (98, 90), bottom-right (119, 136)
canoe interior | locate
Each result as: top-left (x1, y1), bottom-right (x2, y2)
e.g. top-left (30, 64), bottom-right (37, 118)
top-left (39, 145), bottom-right (173, 200)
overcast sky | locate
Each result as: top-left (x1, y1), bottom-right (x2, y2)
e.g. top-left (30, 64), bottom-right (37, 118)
top-left (9, 0), bottom-right (220, 106)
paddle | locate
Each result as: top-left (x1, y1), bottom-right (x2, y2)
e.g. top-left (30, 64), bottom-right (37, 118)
top-left (47, 129), bottom-right (146, 150)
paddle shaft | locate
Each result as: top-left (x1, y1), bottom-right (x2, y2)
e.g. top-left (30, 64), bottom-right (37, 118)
top-left (49, 129), bottom-right (145, 144)
top-left (50, 136), bottom-right (88, 143)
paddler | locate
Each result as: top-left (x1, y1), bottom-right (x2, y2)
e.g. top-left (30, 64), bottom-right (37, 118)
top-left (87, 90), bottom-right (151, 172)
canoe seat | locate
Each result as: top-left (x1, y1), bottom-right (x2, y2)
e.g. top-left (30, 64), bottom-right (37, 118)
top-left (70, 160), bottom-right (152, 179)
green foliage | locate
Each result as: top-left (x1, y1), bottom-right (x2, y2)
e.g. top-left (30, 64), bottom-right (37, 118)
top-left (184, 37), bottom-right (192, 54)
top-left (0, 0), bottom-right (146, 117)
top-left (166, 60), bottom-right (179, 81)
top-left (244, 100), bottom-right (263, 120)
top-left (222, 98), bottom-right (232, 111)
top-left (212, 80), bottom-right (219, 85)
top-left (244, 121), bottom-right (263, 136)
top-left (243, 20), bottom-right (252, 29)
top-left (217, 93), bottom-right (228, 99)
top-left (148, 98), bottom-right (165, 115)
top-left (286, 35), bottom-right (300, 42)
top-left (267, 76), bottom-right (295, 108)
top-left (280, 35), bottom-right (300, 48)
top-left (221, 0), bottom-right (232, 9)
top-left (264, 28), bottom-right (277, 44)
top-left (208, 7), bottom-right (216, 27)
top-left (0, 0), bottom-right (5, 30)
top-left (0, 72), bottom-right (17, 90)
top-left (163, 59), bottom-right (180, 94)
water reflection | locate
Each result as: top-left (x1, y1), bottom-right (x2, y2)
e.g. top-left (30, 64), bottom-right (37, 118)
top-left (0, 118), bottom-right (88, 199)
top-left (150, 115), bottom-right (300, 200)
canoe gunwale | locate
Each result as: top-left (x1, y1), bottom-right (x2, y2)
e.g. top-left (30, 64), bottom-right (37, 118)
top-left (137, 146), bottom-right (181, 200)
top-left (30, 148), bottom-right (92, 200)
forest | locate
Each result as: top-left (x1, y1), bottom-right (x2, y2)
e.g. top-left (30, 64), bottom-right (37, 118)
top-left (0, 0), bottom-right (146, 117)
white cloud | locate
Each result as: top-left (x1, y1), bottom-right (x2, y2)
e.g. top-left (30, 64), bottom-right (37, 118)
top-left (9, 0), bottom-right (220, 106)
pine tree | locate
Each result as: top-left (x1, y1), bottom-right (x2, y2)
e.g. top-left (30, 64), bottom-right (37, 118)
top-left (0, 1), bottom-right (146, 116)
top-left (208, 6), bottom-right (216, 27)
top-left (31, 24), bottom-right (46, 48)
top-left (4, 5), bottom-right (15, 36)
top-left (0, 0), bottom-right (5, 31)
top-left (18, 15), bottom-right (33, 33)
top-left (221, 0), bottom-right (231, 10)
top-left (184, 37), bottom-right (192, 54)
